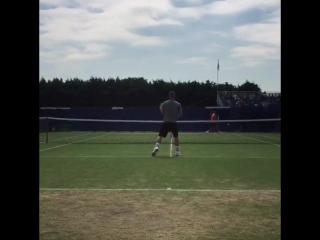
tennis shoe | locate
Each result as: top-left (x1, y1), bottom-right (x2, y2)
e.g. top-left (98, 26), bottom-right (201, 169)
top-left (152, 147), bottom-right (159, 156)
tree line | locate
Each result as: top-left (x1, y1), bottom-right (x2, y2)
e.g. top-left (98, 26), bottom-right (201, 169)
top-left (39, 77), bottom-right (261, 107)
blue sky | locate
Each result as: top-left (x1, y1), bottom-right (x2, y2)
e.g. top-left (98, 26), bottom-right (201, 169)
top-left (39, 0), bottom-right (280, 92)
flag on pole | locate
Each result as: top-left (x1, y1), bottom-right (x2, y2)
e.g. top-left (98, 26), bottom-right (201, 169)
top-left (217, 60), bottom-right (220, 71)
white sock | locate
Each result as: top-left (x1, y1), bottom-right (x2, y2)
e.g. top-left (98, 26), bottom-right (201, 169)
top-left (155, 142), bottom-right (160, 148)
top-left (175, 145), bottom-right (179, 152)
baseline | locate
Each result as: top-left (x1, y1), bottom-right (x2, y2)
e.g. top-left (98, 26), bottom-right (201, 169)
top-left (39, 188), bottom-right (280, 193)
top-left (39, 156), bottom-right (280, 159)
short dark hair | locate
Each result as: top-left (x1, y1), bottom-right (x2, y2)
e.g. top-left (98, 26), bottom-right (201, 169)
top-left (169, 91), bottom-right (175, 98)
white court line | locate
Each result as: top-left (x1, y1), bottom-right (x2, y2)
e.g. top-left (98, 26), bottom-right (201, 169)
top-left (49, 133), bottom-right (92, 142)
top-left (254, 134), bottom-right (280, 140)
top-left (39, 133), bottom-right (91, 144)
top-left (39, 156), bottom-right (280, 159)
top-left (39, 134), bottom-right (109, 152)
top-left (233, 133), bottom-right (280, 147)
top-left (39, 188), bottom-right (280, 193)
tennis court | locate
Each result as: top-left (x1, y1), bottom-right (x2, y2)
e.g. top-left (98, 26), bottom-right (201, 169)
top-left (39, 119), bottom-right (280, 240)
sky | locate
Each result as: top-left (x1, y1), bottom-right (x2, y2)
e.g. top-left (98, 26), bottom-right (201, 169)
top-left (39, 0), bottom-right (280, 92)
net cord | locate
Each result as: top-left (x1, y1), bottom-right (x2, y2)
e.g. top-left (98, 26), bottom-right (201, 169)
top-left (39, 117), bottom-right (280, 123)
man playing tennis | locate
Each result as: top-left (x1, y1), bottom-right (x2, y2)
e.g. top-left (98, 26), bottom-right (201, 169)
top-left (152, 91), bottom-right (183, 157)
top-left (206, 111), bottom-right (220, 133)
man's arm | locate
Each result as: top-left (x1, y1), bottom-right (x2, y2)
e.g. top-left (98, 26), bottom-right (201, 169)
top-left (177, 104), bottom-right (183, 118)
top-left (159, 102), bottom-right (164, 114)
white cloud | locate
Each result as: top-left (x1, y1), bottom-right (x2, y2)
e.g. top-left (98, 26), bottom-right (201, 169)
top-left (40, 43), bottom-right (112, 63)
top-left (40, 0), bottom-right (66, 6)
top-left (210, 31), bottom-right (229, 38)
top-left (233, 22), bottom-right (280, 46)
top-left (40, 0), bottom-right (280, 63)
top-left (200, 42), bottom-right (222, 54)
top-left (174, 57), bottom-right (208, 65)
top-left (40, 0), bottom-right (281, 91)
top-left (229, 43), bottom-right (280, 67)
top-left (40, 4), bottom-right (182, 45)
top-left (40, 51), bottom-right (58, 62)
top-left (240, 61), bottom-right (264, 67)
top-left (206, 0), bottom-right (279, 15)
top-left (63, 44), bottom-right (111, 61)
top-left (266, 8), bottom-right (280, 23)
top-left (40, 0), bottom-right (183, 63)
top-left (232, 4), bottom-right (280, 46)
top-left (231, 45), bottom-right (278, 58)
top-left (230, 5), bottom-right (280, 67)
top-left (174, 0), bottom-right (205, 3)
top-left (172, 0), bottom-right (279, 18)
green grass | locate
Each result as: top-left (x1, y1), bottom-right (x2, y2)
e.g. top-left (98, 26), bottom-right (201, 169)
top-left (40, 144), bottom-right (279, 190)
top-left (39, 132), bottom-right (280, 240)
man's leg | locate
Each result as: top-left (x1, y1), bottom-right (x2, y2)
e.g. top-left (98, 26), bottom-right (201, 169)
top-left (154, 136), bottom-right (162, 150)
top-left (206, 123), bottom-right (214, 133)
top-left (174, 137), bottom-right (181, 156)
top-left (172, 123), bottom-right (181, 156)
top-left (206, 127), bottom-right (213, 133)
top-left (152, 136), bottom-right (162, 156)
top-left (152, 123), bottom-right (167, 156)
top-left (156, 136), bottom-right (162, 144)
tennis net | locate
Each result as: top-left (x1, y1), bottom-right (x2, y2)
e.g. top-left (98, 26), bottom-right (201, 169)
top-left (39, 117), bottom-right (280, 145)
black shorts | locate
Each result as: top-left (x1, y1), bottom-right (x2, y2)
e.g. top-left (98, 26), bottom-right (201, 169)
top-left (159, 122), bottom-right (178, 138)
top-left (211, 123), bottom-right (216, 128)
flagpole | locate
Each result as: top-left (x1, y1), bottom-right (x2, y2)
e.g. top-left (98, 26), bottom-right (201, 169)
top-left (216, 59), bottom-right (219, 104)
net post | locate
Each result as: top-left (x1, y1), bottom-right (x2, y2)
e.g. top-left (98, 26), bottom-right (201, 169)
top-left (45, 117), bottom-right (49, 143)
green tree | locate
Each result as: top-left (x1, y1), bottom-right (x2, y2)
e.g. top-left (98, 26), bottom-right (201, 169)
top-left (39, 77), bottom-right (262, 107)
